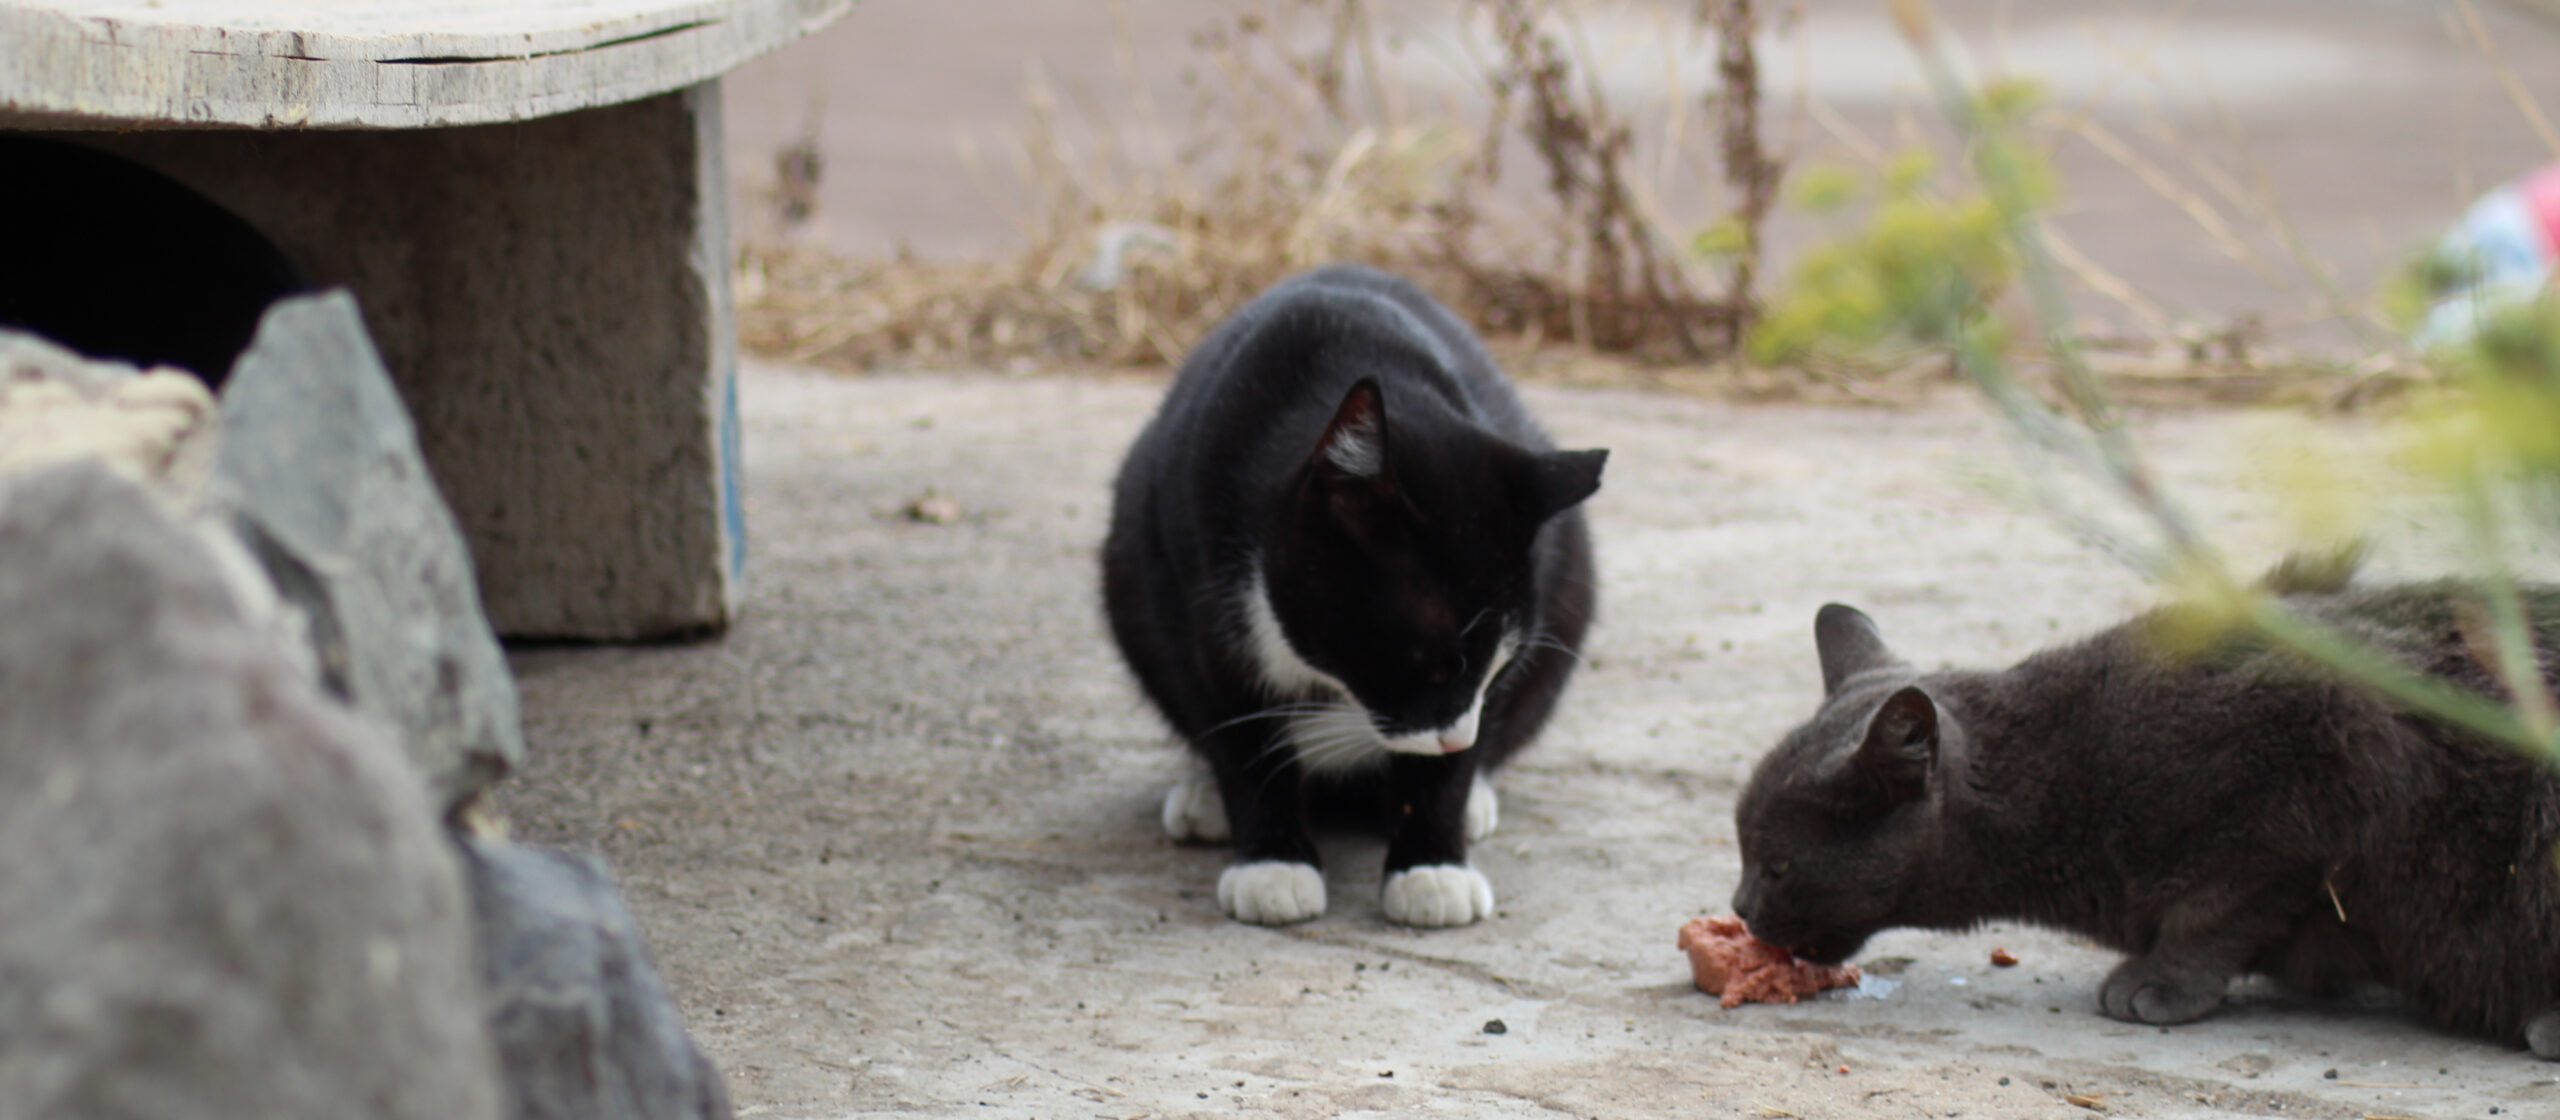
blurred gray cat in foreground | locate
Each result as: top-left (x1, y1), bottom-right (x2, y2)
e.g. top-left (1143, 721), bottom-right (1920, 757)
top-left (1734, 554), bottom-right (2560, 1058)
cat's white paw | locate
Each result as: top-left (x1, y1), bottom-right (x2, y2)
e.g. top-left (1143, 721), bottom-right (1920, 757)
top-left (1218, 861), bottom-right (1326, 925)
top-left (1381, 864), bottom-right (1495, 928)
top-left (1161, 774), bottom-right (1230, 842)
top-left (1465, 773), bottom-right (1499, 841)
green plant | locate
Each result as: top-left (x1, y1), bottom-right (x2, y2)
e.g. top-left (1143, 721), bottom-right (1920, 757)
top-left (1800, 0), bottom-right (2560, 763)
top-left (1742, 145), bottom-right (2015, 367)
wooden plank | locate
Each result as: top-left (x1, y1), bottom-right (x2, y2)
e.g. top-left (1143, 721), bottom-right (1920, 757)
top-left (0, 0), bottom-right (853, 129)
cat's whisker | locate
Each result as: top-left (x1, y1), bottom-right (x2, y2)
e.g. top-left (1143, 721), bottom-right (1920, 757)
top-left (1521, 632), bottom-right (1588, 667)
top-left (1243, 727), bottom-right (1301, 775)
top-left (1203, 701), bottom-right (1340, 738)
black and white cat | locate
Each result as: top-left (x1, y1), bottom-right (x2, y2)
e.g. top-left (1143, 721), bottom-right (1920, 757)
top-left (1102, 264), bottom-right (1605, 927)
top-left (1734, 558), bottom-right (2560, 1057)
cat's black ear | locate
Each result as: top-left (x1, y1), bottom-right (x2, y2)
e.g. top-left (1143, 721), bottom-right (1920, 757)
top-left (1523, 448), bottom-right (1608, 522)
top-left (1852, 685), bottom-right (1938, 803)
top-left (1814, 603), bottom-right (1897, 694)
top-left (1310, 378), bottom-right (1392, 486)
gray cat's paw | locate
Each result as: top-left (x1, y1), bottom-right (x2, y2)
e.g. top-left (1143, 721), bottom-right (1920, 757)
top-left (2529, 1008), bottom-right (2560, 1060)
top-left (1466, 773), bottom-right (1499, 842)
top-left (1161, 774), bottom-right (1230, 843)
top-left (1219, 860), bottom-right (1325, 925)
top-left (2098, 959), bottom-right (2226, 1025)
top-left (1382, 864), bottom-right (1494, 928)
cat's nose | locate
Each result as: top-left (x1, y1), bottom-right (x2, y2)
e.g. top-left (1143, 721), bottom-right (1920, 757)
top-left (1439, 707), bottom-right (1480, 752)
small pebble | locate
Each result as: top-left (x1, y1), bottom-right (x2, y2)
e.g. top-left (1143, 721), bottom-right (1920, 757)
top-left (2322, 1069), bottom-right (2338, 1079)
top-left (1836, 1065), bottom-right (1851, 1075)
top-left (1483, 1019), bottom-right (1508, 1035)
top-left (900, 492), bottom-right (962, 524)
top-left (1998, 1077), bottom-right (2011, 1087)
top-left (1990, 947), bottom-right (2020, 967)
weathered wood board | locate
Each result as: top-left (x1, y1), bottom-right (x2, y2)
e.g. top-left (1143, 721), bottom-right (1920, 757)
top-left (0, 0), bottom-right (851, 129)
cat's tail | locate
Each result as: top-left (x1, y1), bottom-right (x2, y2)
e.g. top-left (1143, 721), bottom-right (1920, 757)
top-left (2256, 542), bottom-right (2369, 596)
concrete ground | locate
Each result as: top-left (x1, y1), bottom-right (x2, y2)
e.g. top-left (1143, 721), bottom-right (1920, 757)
top-left (484, 2), bottom-right (2560, 1116)
top-left (496, 363), bottom-right (2559, 1119)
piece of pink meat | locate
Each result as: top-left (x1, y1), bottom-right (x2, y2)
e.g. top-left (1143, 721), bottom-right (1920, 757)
top-left (1677, 915), bottom-right (1861, 1008)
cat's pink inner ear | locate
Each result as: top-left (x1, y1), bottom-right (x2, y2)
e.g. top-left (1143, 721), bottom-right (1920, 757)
top-left (1314, 378), bottom-right (1388, 479)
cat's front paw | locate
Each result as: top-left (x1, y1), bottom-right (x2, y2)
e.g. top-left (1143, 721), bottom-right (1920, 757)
top-left (1381, 864), bottom-right (1495, 928)
top-left (2098, 958), bottom-right (2227, 1025)
top-left (1465, 774), bottom-right (1498, 842)
top-left (1218, 860), bottom-right (1325, 925)
top-left (1161, 774), bottom-right (1230, 843)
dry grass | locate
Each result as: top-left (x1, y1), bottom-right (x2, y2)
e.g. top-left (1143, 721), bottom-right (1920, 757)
top-left (735, 0), bottom-right (2465, 409)
top-left (738, 0), bottom-right (1764, 378)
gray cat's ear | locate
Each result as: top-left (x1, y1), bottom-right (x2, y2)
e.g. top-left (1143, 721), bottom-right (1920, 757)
top-left (1814, 603), bottom-right (1896, 694)
top-left (1310, 378), bottom-right (1390, 483)
top-left (1524, 448), bottom-right (1608, 521)
top-left (1853, 685), bottom-right (1938, 802)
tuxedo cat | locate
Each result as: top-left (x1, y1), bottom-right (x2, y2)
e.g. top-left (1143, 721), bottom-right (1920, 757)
top-left (1102, 264), bottom-right (1605, 927)
top-left (1734, 559), bottom-right (2560, 1057)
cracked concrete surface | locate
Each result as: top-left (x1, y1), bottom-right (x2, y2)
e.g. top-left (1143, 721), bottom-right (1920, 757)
top-left (494, 363), bottom-right (2560, 1119)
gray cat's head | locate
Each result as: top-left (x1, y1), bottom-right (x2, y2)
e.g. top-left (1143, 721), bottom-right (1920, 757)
top-left (1732, 603), bottom-right (1948, 964)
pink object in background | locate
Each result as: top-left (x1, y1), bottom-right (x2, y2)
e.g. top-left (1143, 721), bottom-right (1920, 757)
top-left (2418, 161), bottom-right (2560, 347)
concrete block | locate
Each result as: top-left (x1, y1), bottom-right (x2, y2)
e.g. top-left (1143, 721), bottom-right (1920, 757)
top-left (45, 84), bottom-right (746, 640)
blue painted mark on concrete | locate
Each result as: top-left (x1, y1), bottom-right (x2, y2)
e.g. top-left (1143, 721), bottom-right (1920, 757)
top-left (719, 361), bottom-right (747, 589)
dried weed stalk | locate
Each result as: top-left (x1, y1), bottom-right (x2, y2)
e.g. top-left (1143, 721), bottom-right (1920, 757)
top-left (1705, 0), bottom-right (1784, 345)
top-left (1457, 0), bottom-right (1726, 358)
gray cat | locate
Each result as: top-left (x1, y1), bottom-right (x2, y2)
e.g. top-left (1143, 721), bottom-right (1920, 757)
top-left (1733, 558), bottom-right (2560, 1058)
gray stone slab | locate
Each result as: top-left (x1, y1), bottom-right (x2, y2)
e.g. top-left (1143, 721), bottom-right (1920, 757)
top-left (0, 462), bottom-right (502, 1120)
top-left (461, 838), bottom-right (733, 1120)
top-left (216, 291), bottom-right (526, 811)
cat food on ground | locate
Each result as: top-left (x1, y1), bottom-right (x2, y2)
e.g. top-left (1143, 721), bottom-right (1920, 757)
top-left (1991, 947), bottom-right (2020, 967)
top-left (1677, 915), bottom-right (1862, 1008)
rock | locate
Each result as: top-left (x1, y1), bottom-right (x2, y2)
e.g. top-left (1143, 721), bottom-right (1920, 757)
top-left (461, 838), bottom-right (733, 1120)
top-left (0, 329), bottom-right (328, 688)
top-left (0, 462), bottom-right (502, 1119)
top-left (0, 329), bottom-right (217, 504)
top-left (214, 291), bottom-right (524, 811)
